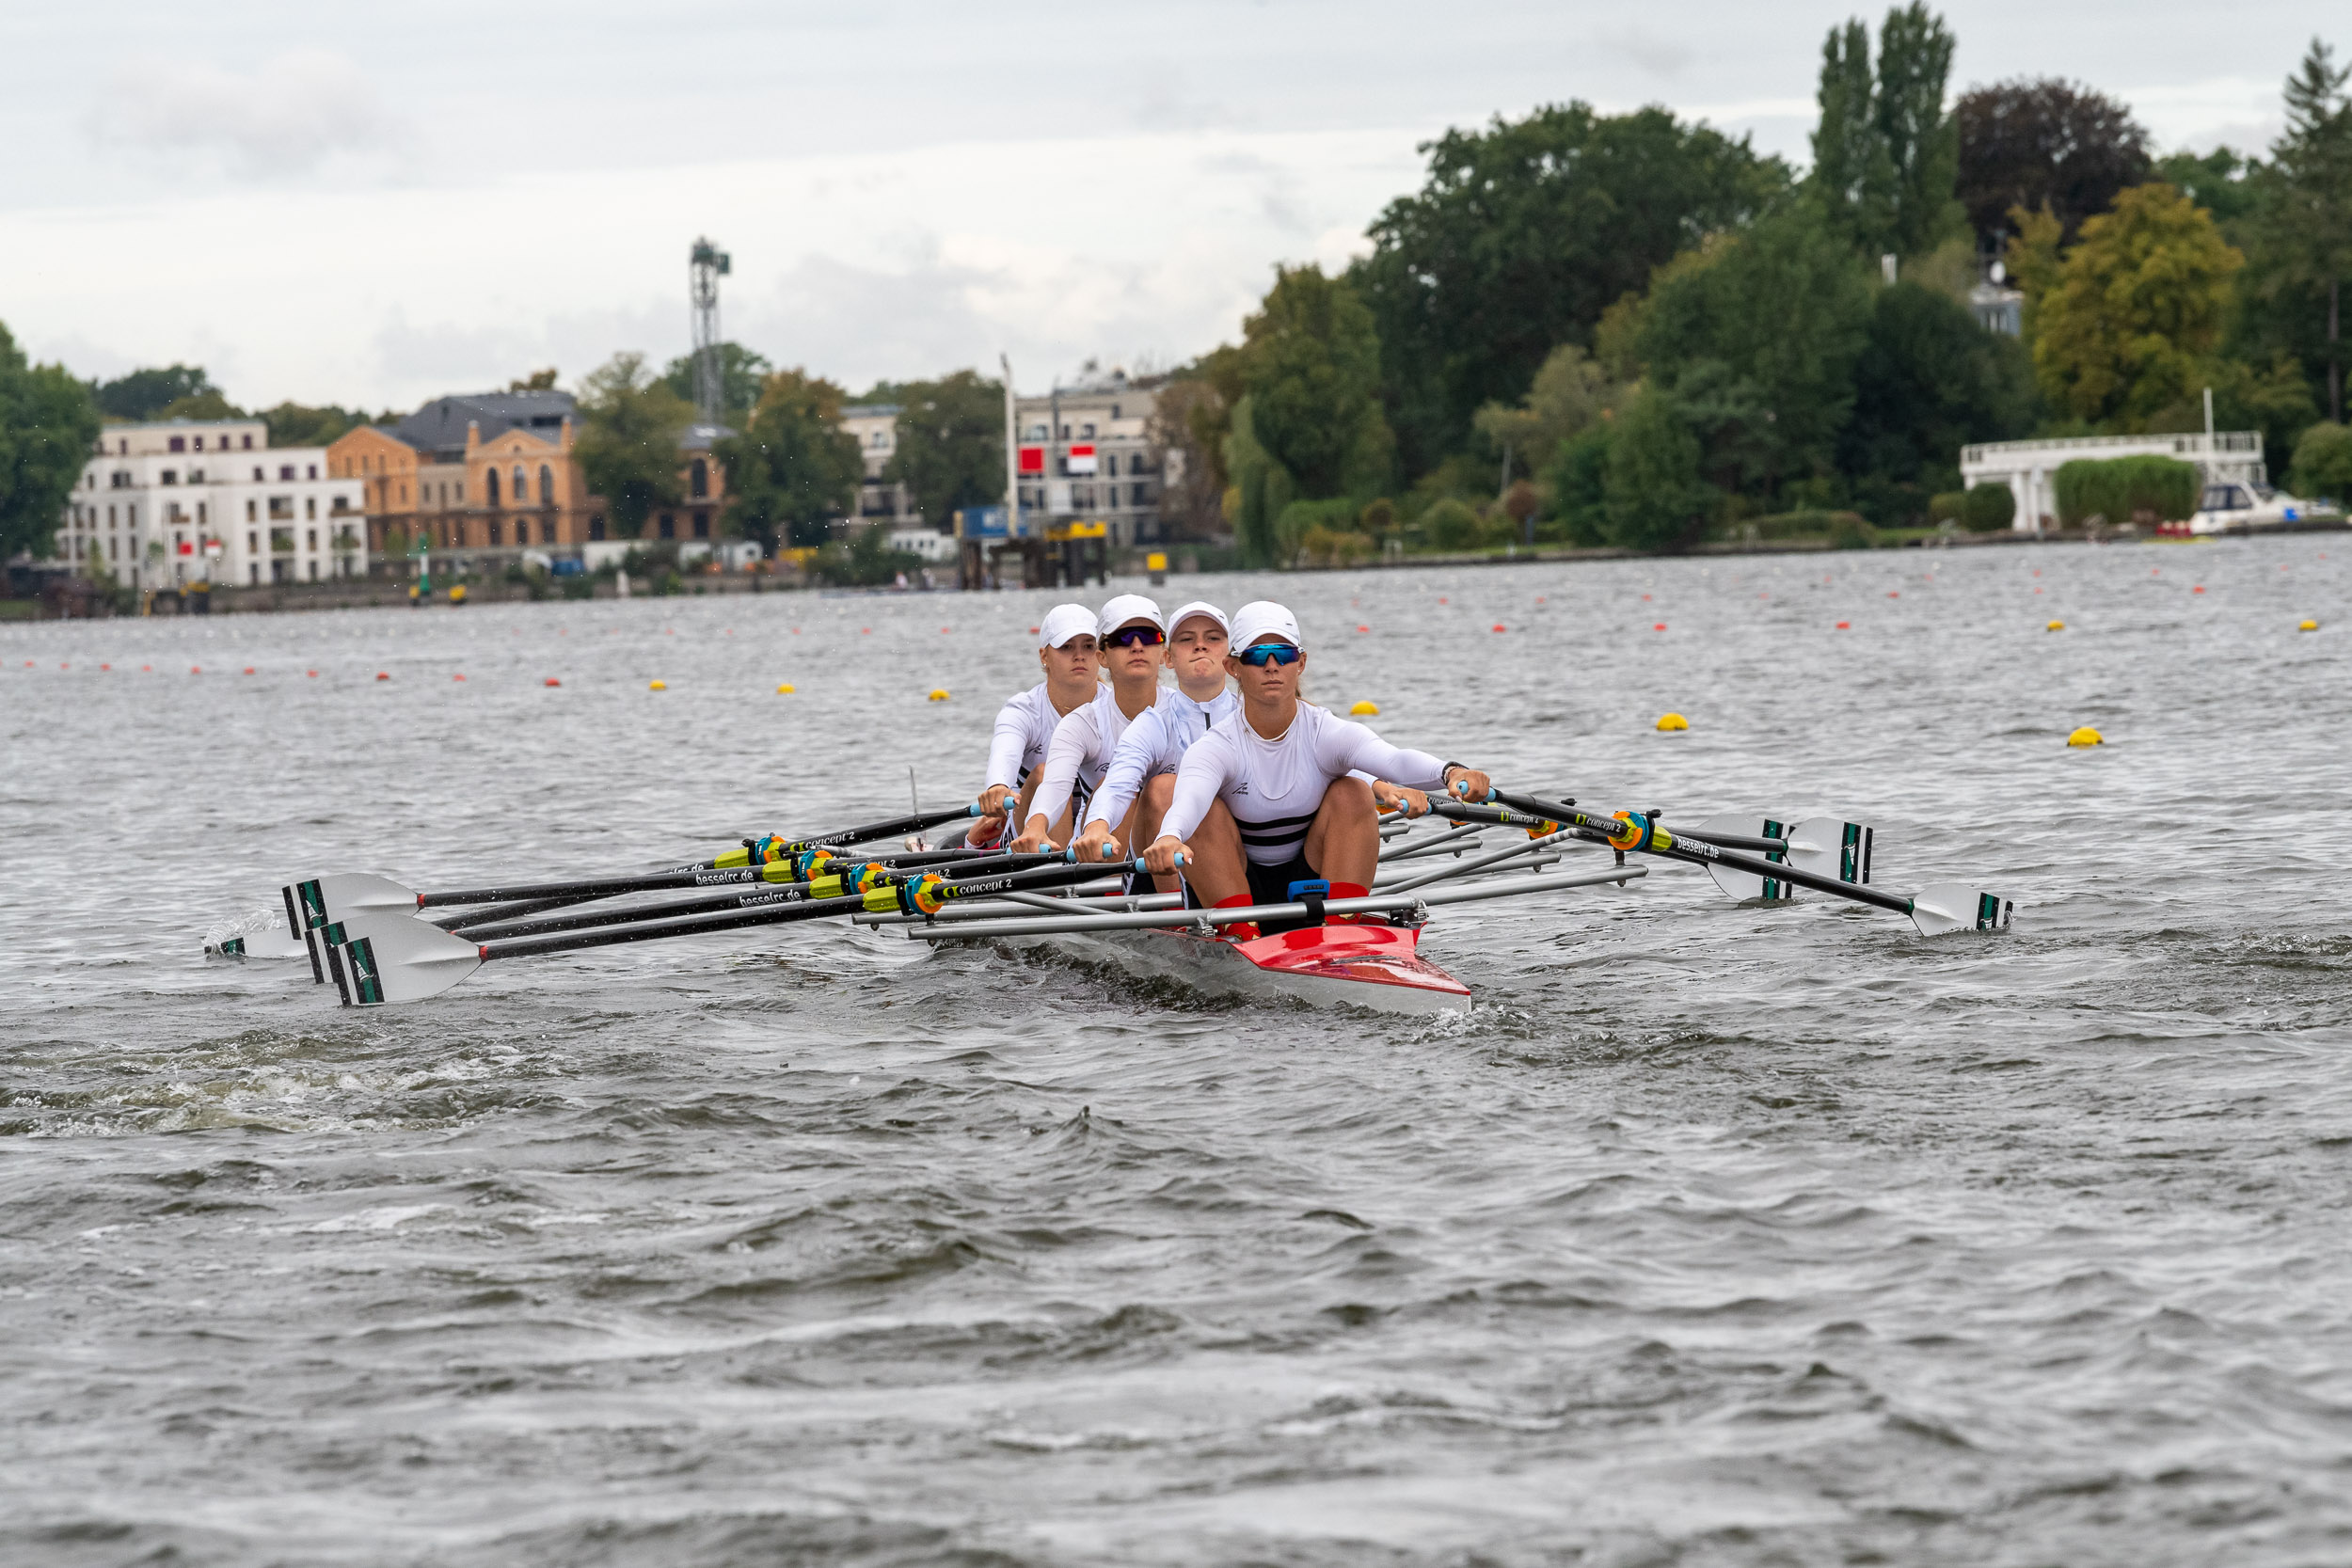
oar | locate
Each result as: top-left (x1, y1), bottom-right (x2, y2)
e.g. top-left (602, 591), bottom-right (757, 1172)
top-left (710, 803), bottom-right (984, 868)
top-left (319, 860), bottom-right (1147, 1006)
top-left (1478, 789), bottom-right (2011, 935)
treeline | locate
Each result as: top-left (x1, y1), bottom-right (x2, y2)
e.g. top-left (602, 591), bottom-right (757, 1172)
top-left (1151, 12), bottom-right (2352, 561)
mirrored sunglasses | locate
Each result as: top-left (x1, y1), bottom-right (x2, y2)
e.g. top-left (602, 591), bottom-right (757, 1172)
top-left (1104, 625), bottom-right (1166, 648)
top-left (1237, 641), bottom-right (1302, 667)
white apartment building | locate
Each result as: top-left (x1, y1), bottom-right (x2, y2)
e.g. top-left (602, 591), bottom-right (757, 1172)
top-left (1013, 368), bottom-right (1169, 546)
top-left (58, 419), bottom-right (367, 587)
top-left (840, 404), bottom-right (916, 527)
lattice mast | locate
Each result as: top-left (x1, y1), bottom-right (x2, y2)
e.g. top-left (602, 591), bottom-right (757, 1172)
top-left (689, 237), bottom-right (731, 424)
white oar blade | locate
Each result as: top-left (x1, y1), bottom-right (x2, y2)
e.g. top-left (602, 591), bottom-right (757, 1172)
top-left (321, 914), bottom-right (483, 1006)
top-left (287, 873), bottom-right (421, 930)
top-left (1785, 816), bottom-right (1874, 887)
top-left (1695, 816), bottom-right (1799, 904)
top-left (1907, 882), bottom-right (2014, 936)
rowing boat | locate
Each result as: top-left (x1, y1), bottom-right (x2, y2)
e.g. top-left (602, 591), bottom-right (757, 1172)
top-left (997, 921), bottom-right (1474, 1015)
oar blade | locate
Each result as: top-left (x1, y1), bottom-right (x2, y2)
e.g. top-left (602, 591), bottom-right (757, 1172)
top-left (285, 873), bottom-right (421, 928)
top-left (1907, 882), bottom-right (2014, 936)
top-left (1784, 816), bottom-right (1874, 888)
top-left (321, 915), bottom-right (484, 1006)
top-left (1695, 816), bottom-right (1798, 905)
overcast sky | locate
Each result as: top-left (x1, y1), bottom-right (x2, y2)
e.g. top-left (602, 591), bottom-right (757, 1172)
top-left (0, 1), bottom-right (2335, 411)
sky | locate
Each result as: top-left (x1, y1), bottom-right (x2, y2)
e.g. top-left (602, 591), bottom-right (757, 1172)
top-left (0, 1), bottom-right (2336, 411)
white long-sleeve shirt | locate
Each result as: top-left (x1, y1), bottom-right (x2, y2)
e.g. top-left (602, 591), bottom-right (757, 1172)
top-left (984, 682), bottom-right (1061, 792)
top-left (1085, 687), bottom-right (1241, 830)
top-left (1162, 703), bottom-right (1448, 864)
top-left (1025, 685), bottom-right (1151, 835)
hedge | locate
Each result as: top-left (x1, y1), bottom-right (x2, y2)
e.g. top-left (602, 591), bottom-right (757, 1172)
top-left (2053, 455), bottom-right (2200, 527)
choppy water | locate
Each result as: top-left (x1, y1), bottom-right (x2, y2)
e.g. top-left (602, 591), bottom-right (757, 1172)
top-left (3, 541), bottom-right (2347, 1565)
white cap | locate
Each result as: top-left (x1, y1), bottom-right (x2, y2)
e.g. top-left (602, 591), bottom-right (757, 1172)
top-left (1167, 601), bottom-right (1230, 640)
top-left (1096, 593), bottom-right (1166, 637)
top-left (1230, 600), bottom-right (1302, 652)
top-left (1039, 603), bottom-right (1097, 648)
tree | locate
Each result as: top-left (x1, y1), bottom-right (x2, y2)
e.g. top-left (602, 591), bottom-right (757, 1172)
top-left (660, 342), bottom-right (772, 426)
top-left (1351, 103), bottom-right (1788, 473)
top-left (2023, 182), bottom-right (2243, 428)
top-left (261, 403), bottom-right (377, 447)
top-left (1812, 19), bottom-right (1898, 255)
top-left (715, 369), bottom-right (863, 550)
top-left (1873, 3), bottom-right (1963, 256)
top-left (1472, 344), bottom-right (1617, 480)
top-left (1837, 279), bottom-right (2038, 515)
top-left (0, 323), bottom-right (103, 562)
top-left (575, 353), bottom-right (692, 538)
top-left (2258, 39), bottom-right (2352, 420)
top-left (882, 370), bottom-right (1002, 528)
top-left (1541, 424), bottom-right (1613, 546)
top-left (158, 390), bottom-right (243, 421)
top-left (1603, 386), bottom-right (1714, 550)
top-left (1239, 264), bottom-right (1392, 499)
top-left (1957, 79), bottom-right (2153, 245)
top-left (1222, 396), bottom-right (1292, 566)
top-left (2288, 420), bottom-right (2352, 499)
top-left (92, 364), bottom-right (215, 422)
top-left (1623, 206), bottom-right (1877, 500)
top-left (509, 368), bottom-right (559, 392)
top-left (2158, 148), bottom-right (2263, 231)
top-left (1147, 376), bottom-right (1229, 539)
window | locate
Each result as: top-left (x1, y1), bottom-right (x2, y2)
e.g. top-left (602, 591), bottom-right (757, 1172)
top-left (455, 481), bottom-right (465, 502)
top-left (1057, 424), bottom-right (1070, 438)
top-left (692, 511), bottom-right (709, 539)
top-left (454, 521), bottom-right (467, 546)
top-left (658, 513), bottom-right (675, 539)
top-left (513, 464), bottom-right (527, 502)
top-left (246, 500), bottom-right (257, 522)
top-left (690, 458), bottom-right (707, 499)
top-left (242, 435), bottom-right (253, 450)
top-left (249, 563), bottom-right (260, 584)
top-left (589, 515), bottom-right (606, 541)
top-left (1104, 454), bottom-right (1119, 477)
top-left (485, 467), bottom-right (501, 506)
top-left (268, 497), bottom-right (294, 519)
top-left (169, 436), bottom-right (185, 453)
top-left (1132, 483), bottom-right (1150, 507)
top-left (109, 536), bottom-right (119, 560)
top-left (538, 465), bottom-right (552, 504)
top-left (160, 469), bottom-right (178, 485)
top-left (247, 531), bottom-right (259, 555)
top-left (279, 465), bottom-right (295, 481)
top-left (192, 435), bottom-right (204, 451)
top-left (400, 483), bottom-right (408, 504)
top-left (252, 467), bottom-right (263, 481)
top-left (189, 468), bottom-right (203, 483)
top-left (107, 505), bottom-right (116, 526)
top-left (540, 518), bottom-right (556, 544)
top-left (197, 502), bottom-right (207, 524)
top-left (308, 560), bottom-right (319, 581)
top-left (488, 519), bottom-right (502, 546)
top-left (307, 465), bottom-right (318, 480)
top-left (1110, 404), bottom-right (1120, 420)
top-left (1081, 422), bottom-right (1095, 437)
top-left (305, 498), bottom-right (317, 519)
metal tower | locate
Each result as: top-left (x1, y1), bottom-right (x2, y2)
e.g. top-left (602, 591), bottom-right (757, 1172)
top-left (689, 237), bottom-right (731, 425)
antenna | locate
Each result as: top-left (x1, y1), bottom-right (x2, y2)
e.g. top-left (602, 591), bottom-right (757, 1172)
top-left (689, 237), bottom-right (730, 424)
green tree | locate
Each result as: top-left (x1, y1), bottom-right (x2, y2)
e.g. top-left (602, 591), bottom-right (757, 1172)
top-left (1221, 396), bottom-right (1294, 567)
top-left (1874, 4), bottom-right (1963, 256)
top-left (576, 353), bottom-right (692, 538)
top-left (1351, 103), bottom-right (1787, 472)
top-left (1540, 423), bottom-right (1613, 546)
top-left (716, 368), bottom-right (863, 550)
top-left (158, 390), bottom-right (243, 421)
top-left (2159, 148), bottom-right (2263, 231)
top-left (1240, 264), bottom-right (1392, 499)
top-left (1837, 279), bottom-right (2038, 517)
top-left (1146, 375), bottom-right (1229, 539)
top-left (2257, 39), bottom-right (2352, 420)
top-left (1472, 343), bottom-right (1617, 480)
top-left (1603, 386), bottom-right (1714, 550)
top-left (261, 403), bottom-right (376, 447)
top-left (0, 323), bottom-right (103, 562)
top-left (1625, 206), bottom-right (1877, 500)
top-left (882, 369), bottom-right (1003, 527)
top-left (2026, 182), bottom-right (2243, 427)
top-left (660, 342), bottom-right (773, 426)
top-left (1812, 19), bottom-right (1898, 255)
top-left (92, 364), bottom-right (215, 422)
top-left (1957, 79), bottom-right (2152, 245)
top-left (509, 368), bottom-right (559, 391)
top-left (2289, 420), bottom-right (2352, 499)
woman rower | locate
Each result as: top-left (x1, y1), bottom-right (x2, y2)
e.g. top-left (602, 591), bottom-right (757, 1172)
top-left (1142, 601), bottom-right (1493, 929)
top-left (1010, 594), bottom-right (1170, 853)
top-left (1069, 600), bottom-right (1236, 889)
top-left (971, 603), bottom-right (1099, 847)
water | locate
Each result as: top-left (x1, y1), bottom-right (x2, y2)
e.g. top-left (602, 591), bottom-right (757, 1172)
top-left (3, 542), bottom-right (2346, 1565)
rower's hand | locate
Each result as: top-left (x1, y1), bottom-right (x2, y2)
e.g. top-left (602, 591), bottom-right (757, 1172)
top-left (1371, 779), bottom-right (1431, 817)
top-left (974, 784), bottom-right (1011, 844)
top-left (1142, 834), bottom-right (1189, 877)
top-left (1008, 817), bottom-right (1053, 855)
top-left (1071, 821), bottom-right (1120, 863)
top-left (1444, 767), bottom-right (1494, 804)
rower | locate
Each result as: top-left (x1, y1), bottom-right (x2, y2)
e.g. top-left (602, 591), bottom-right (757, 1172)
top-left (972, 604), bottom-right (1100, 847)
top-left (1011, 594), bottom-right (1169, 853)
top-left (1069, 600), bottom-right (1237, 888)
top-left (1143, 601), bottom-right (1494, 934)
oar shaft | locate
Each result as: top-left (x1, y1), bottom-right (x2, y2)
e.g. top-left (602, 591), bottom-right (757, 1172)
top-left (423, 865), bottom-right (773, 906)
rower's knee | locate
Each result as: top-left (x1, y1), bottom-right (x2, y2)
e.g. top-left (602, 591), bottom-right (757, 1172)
top-left (1324, 774), bottom-right (1375, 820)
top-left (1142, 772), bottom-right (1175, 811)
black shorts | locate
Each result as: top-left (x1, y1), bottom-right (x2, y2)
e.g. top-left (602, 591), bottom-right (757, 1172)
top-left (1188, 849), bottom-right (1325, 934)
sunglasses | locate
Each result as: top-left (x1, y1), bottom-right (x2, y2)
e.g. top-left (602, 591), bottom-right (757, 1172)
top-left (1237, 641), bottom-right (1302, 667)
top-left (1104, 625), bottom-right (1166, 649)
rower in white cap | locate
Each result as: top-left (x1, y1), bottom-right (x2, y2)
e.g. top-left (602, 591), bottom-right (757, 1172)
top-left (1143, 600), bottom-right (1493, 931)
top-left (1011, 593), bottom-right (1172, 853)
top-left (1069, 599), bottom-right (1238, 887)
top-left (971, 603), bottom-right (1099, 847)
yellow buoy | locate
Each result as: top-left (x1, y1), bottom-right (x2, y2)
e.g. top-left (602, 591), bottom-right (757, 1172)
top-left (2067, 725), bottom-right (2103, 747)
top-left (1349, 700), bottom-right (1379, 716)
top-left (2046, 620), bottom-right (2065, 631)
top-left (449, 584), bottom-right (468, 604)
top-left (1656, 712), bottom-right (1689, 731)
top-left (648, 680), bottom-right (667, 691)
top-left (2299, 619), bottom-right (2319, 631)
top-left (776, 682), bottom-right (796, 694)
top-left (928, 689), bottom-right (950, 702)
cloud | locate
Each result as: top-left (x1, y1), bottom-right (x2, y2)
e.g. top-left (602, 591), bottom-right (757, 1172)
top-left (91, 49), bottom-right (402, 177)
